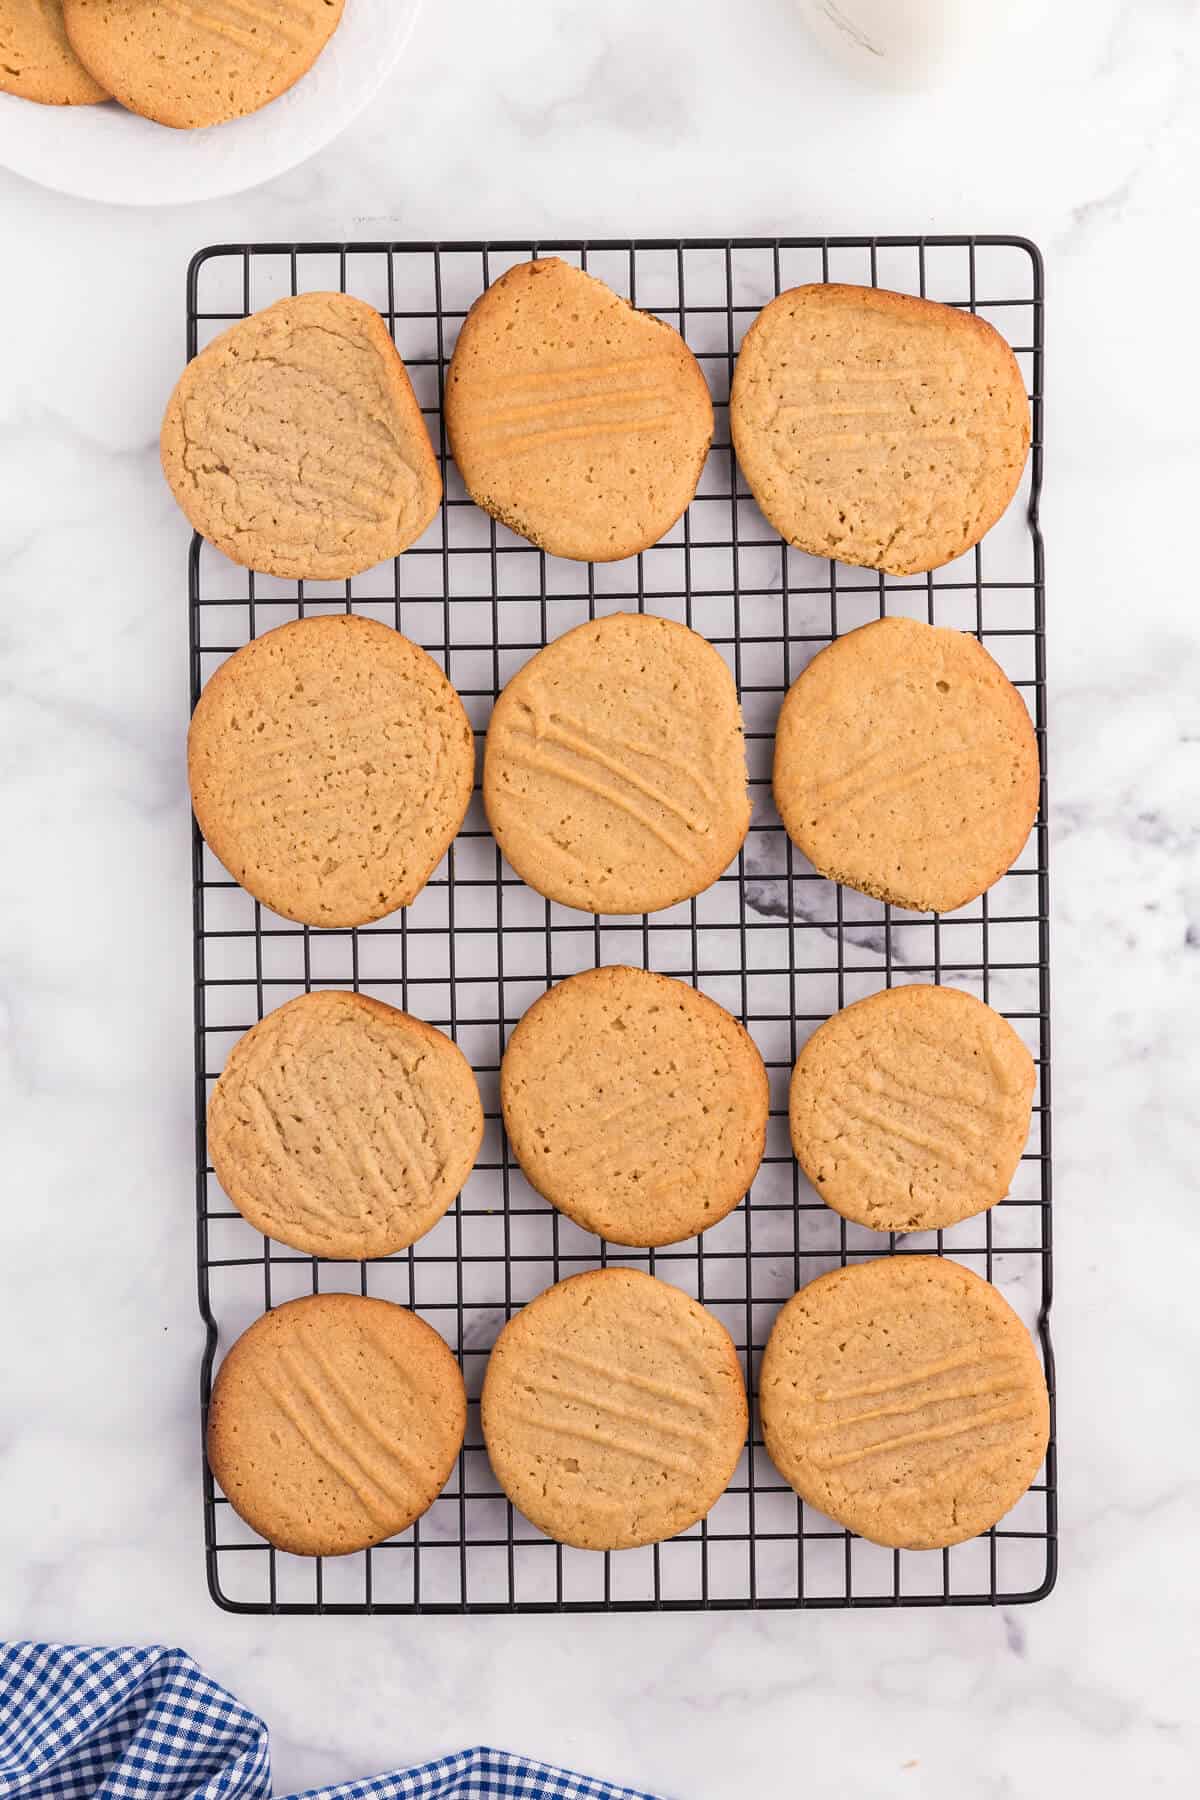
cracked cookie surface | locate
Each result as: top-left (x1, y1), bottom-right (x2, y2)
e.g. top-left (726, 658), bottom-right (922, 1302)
top-left (207, 1292), bottom-right (466, 1557)
top-left (501, 965), bottom-right (768, 1247)
top-left (790, 984), bottom-right (1035, 1234)
top-left (188, 614), bottom-right (475, 928)
top-left (730, 283), bottom-right (1029, 576)
top-left (208, 990), bottom-right (484, 1259)
top-left (773, 615), bottom-right (1040, 915)
top-left (446, 257), bottom-right (713, 562)
top-left (759, 1256), bottom-right (1049, 1549)
top-left (63, 0), bottom-right (344, 129)
top-left (161, 291), bottom-right (440, 579)
top-left (481, 1268), bottom-right (747, 1550)
top-left (484, 612), bottom-right (751, 915)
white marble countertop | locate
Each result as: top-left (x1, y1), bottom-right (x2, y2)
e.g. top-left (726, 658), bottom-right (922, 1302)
top-left (1, 2), bottom-right (1197, 1795)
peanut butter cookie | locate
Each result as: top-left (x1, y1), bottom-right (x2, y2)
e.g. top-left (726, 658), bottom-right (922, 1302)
top-left (207, 1293), bottom-right (466, 1557)
top-left (0, 2), bottom-right (108, 104)
top-left (64, 0), bottom-right (344, 129)
top-left (161, 291), bottom-right (440, 579)
top-left (189, 614), bottom-right (474, 928)
top-left (731, 284), bottom-right (1029, 575)
top-left (484, 612), bottom-right (750, 914)
top-left (446, 257), bottom-right (712, 562)
top-left (482, 1268), bottom-right (747, 1550)
top-left (209, 991), bottom-right (484, 1259)
top-left (759, 1256), bottom-right (1049, 1549)
top-left (773, 616), bottom-right (1039, 914)
top-left (501, 965), bottom-right (768, 1247)
top-left (790, 984), bottom-right (1036, 1233)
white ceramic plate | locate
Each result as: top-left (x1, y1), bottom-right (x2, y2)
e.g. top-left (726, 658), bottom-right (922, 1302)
top-left (0, 0), bottom-right (422, 206)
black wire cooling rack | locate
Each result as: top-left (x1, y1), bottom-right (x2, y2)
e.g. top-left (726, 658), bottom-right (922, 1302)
top-left (190, 237), bottom-right (1054, 1614)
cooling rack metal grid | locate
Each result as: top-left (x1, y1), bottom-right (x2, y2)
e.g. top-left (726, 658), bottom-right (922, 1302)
top-left (189, 236), bottom-right (1054, 1614)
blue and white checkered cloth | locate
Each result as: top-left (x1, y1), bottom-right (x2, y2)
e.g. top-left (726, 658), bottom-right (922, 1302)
top-left (0, 1645), bottom-right (663, 1800)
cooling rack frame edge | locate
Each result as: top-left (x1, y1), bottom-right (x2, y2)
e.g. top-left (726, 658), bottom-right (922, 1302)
top-left (188, 234), bottom-right (1055, 1617)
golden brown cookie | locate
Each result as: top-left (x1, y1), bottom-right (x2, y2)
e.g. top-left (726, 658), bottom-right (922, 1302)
top-left (790, 985), bottom-right (1035, 1233)
top-left (0, 2), bottom-right (109, 104)
top-left (63, 0), bottom-right (344, 130)
top-left (207, 1293), bottom-right (466, 1557)
top-left (482, 1268), bottom-right (747, 1550)
top-left (773, 616), bottom-right (1039, 913)
top-left (501, 965), bottom-right (768, 1247)
top-left (759, 1256), bottom-right (1049, 1549)
top-left (730, 283), bottom-right (1030, 575)
top-left (189, 614), bottom-right (474, 928)
top-left (161, 291), bottom-right (440, 580)
top-left (484, 612), bottom-right (750, 914)
top-left (446, 257), bottom-right (713, 562)
top-left (208, 991), bottom-right (484, 1259)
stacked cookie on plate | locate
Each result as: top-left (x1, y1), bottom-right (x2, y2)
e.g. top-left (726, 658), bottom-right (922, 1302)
top-left (175, 264), bottom-right (1048, 1560)
top-left (1, 2), bottom-right (344, 126)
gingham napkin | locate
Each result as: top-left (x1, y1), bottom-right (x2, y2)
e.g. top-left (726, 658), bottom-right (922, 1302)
top-left (0, 1645), bottom-right (664, 1800)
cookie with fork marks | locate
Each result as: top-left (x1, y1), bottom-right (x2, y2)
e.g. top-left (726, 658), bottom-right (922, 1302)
top-left (207, 1292), bottom-right (466, 1556)
top-left (772, 615), bottom-right (1039, 914)
top-left (188, 614), bottom-right (474, 928)
top-left (208, 989), bottom-right (484, 1260)
top-left (63, 0), bottom-right (345, 129)
top-left (446, 257), bottom-right (713, 562)
top-left (161, 291), bottom-right (440, 580)
top-left (730, 282), bottom-right (1029, 575)
top-left (501, 965), bottom-right (767, 1247)
top-left (789, 983), bottom-right (1035, 1233)
top-left (484, 611), bottom-right (750, 915)
top-left (759, 1255), bottom-right (1049, 1549)
top-left (482, 1268), bottom-right (748, 1550)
